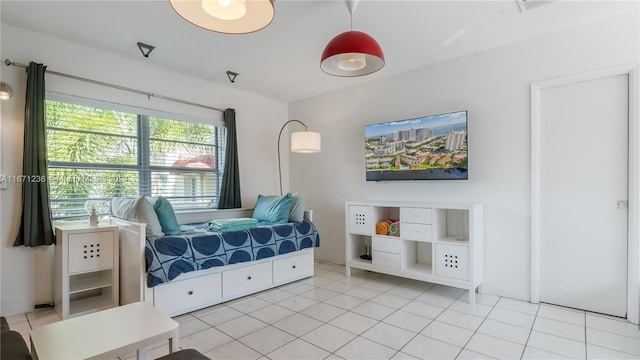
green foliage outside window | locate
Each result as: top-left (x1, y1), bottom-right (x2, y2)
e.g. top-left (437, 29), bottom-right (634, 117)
top-left (46, 100), bottom-right (224, 220)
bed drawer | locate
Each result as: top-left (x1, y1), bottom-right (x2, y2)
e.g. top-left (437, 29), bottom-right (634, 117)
top-left (273, 251), bottom-right (314, 284)
top-left (154, 272), bottom-right (221, 316)
top-left (223, 261), bottom-right (272, 299)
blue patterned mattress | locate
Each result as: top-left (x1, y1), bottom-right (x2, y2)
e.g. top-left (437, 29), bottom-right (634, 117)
top-left (145, 220), bottom-right (320, 287)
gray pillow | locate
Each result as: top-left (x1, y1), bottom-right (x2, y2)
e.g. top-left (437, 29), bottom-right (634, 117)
top-left (289, 191), bottom-right (306, 222)
top-left (111, 196), bottom-right (164, 237)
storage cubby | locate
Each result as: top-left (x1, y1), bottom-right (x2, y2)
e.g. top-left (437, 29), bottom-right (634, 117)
top-left (402, 240), bottom-right (433, 275)
top-left (69, 269), bottom-right (113, 294)
top-left (345, 201), bottom-right (483, 304)
top-left (69, 287), bottom-right (114, 316)
top-left (346, 233), bottom-right (373, 265)
top-left (435, 209), bottom-right (470, 243)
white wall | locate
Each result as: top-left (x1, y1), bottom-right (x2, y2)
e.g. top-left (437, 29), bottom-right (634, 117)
top-left (290, 11), bottom-right (639, 301)
top-left (0, 24), bottom-right (288, 315)
top-left (1, 10), bottom-right (638, 316)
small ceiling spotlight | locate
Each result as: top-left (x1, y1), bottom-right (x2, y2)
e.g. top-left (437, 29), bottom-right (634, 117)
top-left (0, 82), bottom-right (14, 100)
top-left (137, 42), bottom-right (156, 58)
top-left (226, 71), bottom-right (239, 83)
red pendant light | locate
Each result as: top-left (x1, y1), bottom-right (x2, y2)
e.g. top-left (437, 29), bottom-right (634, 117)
top-left (320, 0), bottom-right (384, 77)
top-left (321, 31), bottom-right (384, 77)
top-left (170, 0), bottom-right (274, 34)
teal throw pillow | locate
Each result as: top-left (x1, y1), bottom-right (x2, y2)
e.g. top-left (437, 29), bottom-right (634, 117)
top-left (252, 193), bottom-right (293, 224)
top-left (153, 196), bottom-right (181, 235)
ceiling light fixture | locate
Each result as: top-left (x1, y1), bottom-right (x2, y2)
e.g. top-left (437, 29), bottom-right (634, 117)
top-left (321, 0), bottom-right (384, 77)
top-left (169, 0), bottom-right (274, 34)
top-left (137, 42), bottom-right (156, 58)
top-left (0, 82), bottom-right (14, 100)
top-left (226, 71), bottom-right (239, 83)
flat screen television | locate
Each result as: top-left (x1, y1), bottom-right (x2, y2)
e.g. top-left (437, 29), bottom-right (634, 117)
top-left (365, 110), bottom-right (468, 181)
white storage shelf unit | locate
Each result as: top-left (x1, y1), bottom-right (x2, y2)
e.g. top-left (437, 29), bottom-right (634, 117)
top-left (345, 201), bottom-right (483, 304)
top-left (54, 223), bottom-right (119, 319)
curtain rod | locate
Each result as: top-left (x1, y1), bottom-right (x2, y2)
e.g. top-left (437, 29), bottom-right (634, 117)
top-left (4, 59), bottom-right (224, 113)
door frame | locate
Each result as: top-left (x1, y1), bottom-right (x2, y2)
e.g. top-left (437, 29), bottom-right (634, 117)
top-left (531, 64), bottom-right (639, 324)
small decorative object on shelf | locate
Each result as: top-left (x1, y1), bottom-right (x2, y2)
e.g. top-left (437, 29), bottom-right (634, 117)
top-left (89, 203), bottom-right (99, 226)
top-left (360, 245), bottom-right (372, 260)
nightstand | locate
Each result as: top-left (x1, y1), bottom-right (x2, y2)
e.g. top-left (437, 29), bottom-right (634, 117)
top-left (54, 223), bottom-right (119, 319)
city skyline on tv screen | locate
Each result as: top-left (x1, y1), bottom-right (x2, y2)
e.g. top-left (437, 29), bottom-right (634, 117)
top-left (365, 111), bottom-right (468, 181)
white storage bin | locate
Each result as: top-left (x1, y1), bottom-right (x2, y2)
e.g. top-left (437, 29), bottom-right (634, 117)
top-left (348, 205), bottom-right (374, 234)
top-left (435, 244), bottom-right (469, 280)
top-left (68, 231), bottom-right (114, 274)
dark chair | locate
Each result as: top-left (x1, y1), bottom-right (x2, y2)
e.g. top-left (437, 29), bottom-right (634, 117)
top-left (156, 349), bottom-right (210, 360)
top-left (0, 317), bottom-right (32, 360)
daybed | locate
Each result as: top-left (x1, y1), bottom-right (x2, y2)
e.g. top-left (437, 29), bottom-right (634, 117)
top-left (113, 194), bottom-right (320, 316)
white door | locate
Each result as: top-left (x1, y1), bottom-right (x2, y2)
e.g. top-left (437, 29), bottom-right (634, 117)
top-left (540, 74), bottom-right (628, 317)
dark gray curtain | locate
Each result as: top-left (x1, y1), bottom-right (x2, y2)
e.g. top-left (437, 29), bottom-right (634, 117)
top-left (14, 62), bottom-right (55, 247)
top-left (218, 108), bottom-right (242, 209)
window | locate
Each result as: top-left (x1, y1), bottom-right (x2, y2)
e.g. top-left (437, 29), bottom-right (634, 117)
top-left (46, 99), bottom-right (226, 220)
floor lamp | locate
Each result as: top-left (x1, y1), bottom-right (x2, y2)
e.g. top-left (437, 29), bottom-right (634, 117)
top-left (278, 120), bottom-right (321, 195)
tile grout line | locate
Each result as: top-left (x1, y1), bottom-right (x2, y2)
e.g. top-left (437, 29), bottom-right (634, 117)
top-left (521, 305), bottom-right (588, 360)
top-left (453, 294), bottom-right (501, 360)
top-left (208, 269), bottom-right (336, 358)
top-left (325, 274), bottom-right (446, 359)
top-left (519, 302), bottom-right (541, 360)
top-left (328, 276), bottom-right (427, 359)
top-left (201, 267), bottom-right (386, 358)
top-left (584, 310), bottom-right (588, 360)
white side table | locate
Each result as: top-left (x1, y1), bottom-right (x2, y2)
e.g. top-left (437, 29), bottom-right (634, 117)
top-left (54, 222), bottom-right (119, 319)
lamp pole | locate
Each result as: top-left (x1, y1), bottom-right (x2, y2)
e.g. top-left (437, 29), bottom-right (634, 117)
top-left (277, 120), bottom-right (308, 195)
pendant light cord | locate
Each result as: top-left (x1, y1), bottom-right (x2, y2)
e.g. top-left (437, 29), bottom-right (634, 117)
top-left (346, 0), bottom-right (358, 31)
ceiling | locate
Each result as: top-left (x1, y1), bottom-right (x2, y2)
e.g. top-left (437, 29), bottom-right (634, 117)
top-left (1, 1), bottom-right (637, 103)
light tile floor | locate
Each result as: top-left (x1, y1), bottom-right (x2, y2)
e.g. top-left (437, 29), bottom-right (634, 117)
top-left (6, 261), bottom-right (640, 359)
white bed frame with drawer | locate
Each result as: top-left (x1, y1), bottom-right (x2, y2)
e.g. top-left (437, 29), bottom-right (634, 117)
top-left (114, 208), bottom-right (315, 316)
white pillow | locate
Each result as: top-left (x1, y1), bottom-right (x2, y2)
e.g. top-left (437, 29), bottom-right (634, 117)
top-left (289, 191), bottom-right (306, 222)
top-left (111, 196), bottom-right (164, 237)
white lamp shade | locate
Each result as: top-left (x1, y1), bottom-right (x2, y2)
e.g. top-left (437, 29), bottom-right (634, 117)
top-left (201, 0), bottom-right (246, 21)
top-left (291, 131), bottom-right (321, 153)
top-left (0, 82), bottom-right (13, 100)
top-left (169, 0), bottom-right (274, 34)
